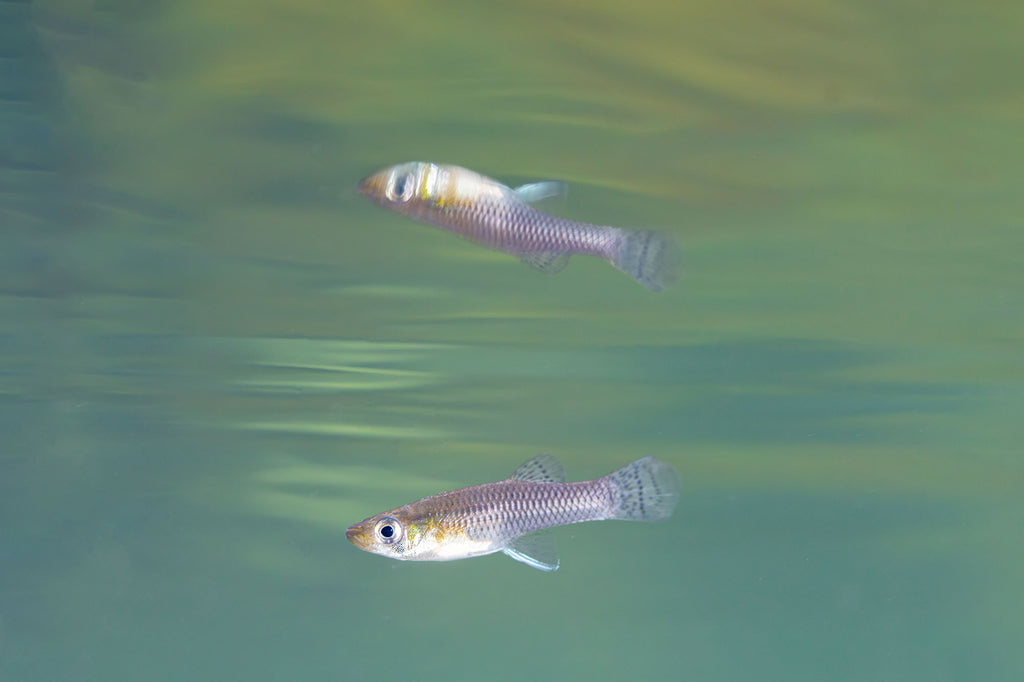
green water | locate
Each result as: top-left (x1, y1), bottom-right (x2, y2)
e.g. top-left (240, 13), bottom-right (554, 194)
top-left (3, 1), bottom-right (1023, 680)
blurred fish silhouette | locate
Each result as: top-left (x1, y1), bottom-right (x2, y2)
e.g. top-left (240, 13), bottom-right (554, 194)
top-left (359, 162), bottom-right (680, 291)
top-left (346, 454), bottom-right (680, 571)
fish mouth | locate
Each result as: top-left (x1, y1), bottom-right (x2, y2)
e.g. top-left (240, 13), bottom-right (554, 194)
top-left (357, 170), bottom-right (388, 199)
top-left (345, 524), bottom-right (365, 547)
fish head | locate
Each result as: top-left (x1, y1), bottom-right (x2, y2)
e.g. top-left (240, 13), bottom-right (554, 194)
top-left (345, 509), bottom-right (415, 559)
top-left (346, 506), bottom-right (448, 561)
top-left (346, 506), bottom-right (484, 563)
top-left (358, 162), bottom-right (505, 221)
top-left (358, 162), bottom-right (434, 212)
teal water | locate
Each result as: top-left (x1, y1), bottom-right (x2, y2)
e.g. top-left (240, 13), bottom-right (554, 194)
top-left (3, 1), bottom-right (1023, 680)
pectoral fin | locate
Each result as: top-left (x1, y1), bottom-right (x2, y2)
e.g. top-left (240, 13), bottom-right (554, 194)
top-left (502, 532), bottom-right (560, 572)
top-left (513, 181), bottom-right (568, 204)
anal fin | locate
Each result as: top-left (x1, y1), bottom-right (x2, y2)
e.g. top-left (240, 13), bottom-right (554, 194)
top-left (520, 251), bottom-right (570, 274)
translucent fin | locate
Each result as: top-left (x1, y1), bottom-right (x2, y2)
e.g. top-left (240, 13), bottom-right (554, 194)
top-left (604, 456), bottom-right (680, 521)
top-left (511, 453), bottom-right (567, 483)
top-left (520, 251), bottom-right (570, 274)
top-left (609, 228), bottom-right (681, 292)
top-left (513, 181), bottom-right (568, 204)
top-left (503, 532), bottom-right (560, 571)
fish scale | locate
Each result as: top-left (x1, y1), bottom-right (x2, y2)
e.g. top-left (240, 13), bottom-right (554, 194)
top-left (446, 200), bottom-right (617, 258)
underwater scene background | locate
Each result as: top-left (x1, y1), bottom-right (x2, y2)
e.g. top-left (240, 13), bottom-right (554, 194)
top-left (2, 1), bottom-right (1022, 680)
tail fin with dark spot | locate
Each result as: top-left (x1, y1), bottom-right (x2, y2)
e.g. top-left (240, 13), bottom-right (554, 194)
top-left (610, 229), bottom-right (681, 292)
top-left (604, 456), bottom-right (680, 521)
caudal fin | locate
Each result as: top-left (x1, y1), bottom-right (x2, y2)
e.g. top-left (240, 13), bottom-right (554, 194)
top-left (610, 229), bottom-right (680, 292)
top-left (604, 456), bottom-right (680, 522)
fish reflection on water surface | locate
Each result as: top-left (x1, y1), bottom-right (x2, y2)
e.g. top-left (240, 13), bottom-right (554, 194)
top-left (346, 454), bottom-right (680, 571)
top-left (358, 162), bottom-right (680, 291)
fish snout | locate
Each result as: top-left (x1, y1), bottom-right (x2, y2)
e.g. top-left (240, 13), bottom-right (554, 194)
top-left (357, 170), bottom-right (389, 201)
top-left (345, 523), bottom-right (367, 547)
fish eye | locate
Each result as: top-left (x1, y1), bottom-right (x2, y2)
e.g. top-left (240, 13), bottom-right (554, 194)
top-left (386, 172), bottom-right (416, 203)
top-left (375, 517), bottom-right (402, 544)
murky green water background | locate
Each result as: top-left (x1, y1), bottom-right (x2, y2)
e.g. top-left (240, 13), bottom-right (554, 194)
top-left (3, 1), bottom-right (1023, 680)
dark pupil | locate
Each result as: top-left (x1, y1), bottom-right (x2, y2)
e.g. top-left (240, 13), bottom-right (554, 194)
top-left (380, 525), bottom-right (394, 538)
top-left (393, 176), bottom-right (407, 197)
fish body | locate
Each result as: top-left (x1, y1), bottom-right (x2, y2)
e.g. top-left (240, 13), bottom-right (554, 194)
top-left (358, 162), bottom-right (680, 291)
top-left (345, 454), bottom-right (680, 571)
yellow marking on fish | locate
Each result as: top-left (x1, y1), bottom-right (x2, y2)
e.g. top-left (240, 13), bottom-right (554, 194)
top-left (418, 164), bottom-right (432, 201)
top-left (424, 515), bottom-right (452, 543)
top-left (430, 185), bottom-right (452, 210)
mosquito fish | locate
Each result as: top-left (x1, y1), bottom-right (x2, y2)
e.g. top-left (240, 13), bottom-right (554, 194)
top-left (345, 454), bottom-right (679, 571)
top-left (358, 162), bottom-right (680, 291)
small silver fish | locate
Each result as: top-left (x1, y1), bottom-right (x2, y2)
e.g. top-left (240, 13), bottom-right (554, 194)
top-left (358, 162), bottom-right (680, 291)
top-left (345, 454), bottom-right (680, 571)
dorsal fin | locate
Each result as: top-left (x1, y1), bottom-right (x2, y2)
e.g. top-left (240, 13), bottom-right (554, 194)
top-left (511, 453), bottom-right (566, 483)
